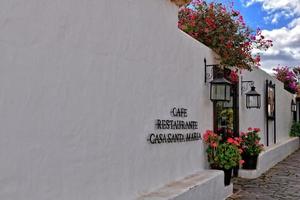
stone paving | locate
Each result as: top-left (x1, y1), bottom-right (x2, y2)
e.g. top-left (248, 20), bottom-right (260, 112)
top-left (227, 149), bottom-right (300, 200)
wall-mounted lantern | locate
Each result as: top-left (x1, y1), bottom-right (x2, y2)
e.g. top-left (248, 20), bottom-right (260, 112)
top-left (204, 58), bottom-right (232, 102)
top-left (210, 77), bottom-right (232, 101)
top-left (245, 86), bottom-right (261, 109)
top-left (241, 76), bottom-right (261, 109)
top-left (291, 100), bottom-right (297, 112)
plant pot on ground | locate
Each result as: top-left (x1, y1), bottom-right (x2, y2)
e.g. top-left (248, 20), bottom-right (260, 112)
top-left (203, 130), bottom-right (243, 186)
top-left (223, 168), bottom-right (233, 186)
top-left (240, 127), bottom-right (264, 170)
top-left (242, 154), bottom-right (258, 169)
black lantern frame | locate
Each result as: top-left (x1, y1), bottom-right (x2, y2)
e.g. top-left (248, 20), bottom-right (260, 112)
top-left (245, 86), bottom-right (261, 109)
top-left (204, 58), bottom-right (232, 102)
top-left (210, 77), bottom-right (232, 101)
top-left (241, 77), bottom-right (261, 109)
top-left (291, 100), bottom-right (297, 112)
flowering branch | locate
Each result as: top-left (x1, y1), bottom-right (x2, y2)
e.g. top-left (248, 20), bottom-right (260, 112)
top-left (178, 0), bottom-right (272, 70)
top-left (273, 66), bottom-right (299, 94)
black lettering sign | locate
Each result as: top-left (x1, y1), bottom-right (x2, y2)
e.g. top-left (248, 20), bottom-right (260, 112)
top-left (170, 107), bottom-right (188, 117)
top-left (148, 107), bottom-right (201, 144)
top-left (147, 133), bottom-right (202, 144)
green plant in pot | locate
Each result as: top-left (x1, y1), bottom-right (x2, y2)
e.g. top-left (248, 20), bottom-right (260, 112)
top-left (203, 130), bottom-right (220, 167)
top-left (203, 130), bottom-right (242, 186)
top-left (240, 127), bottom-right (264, 169)
top-left (290, 121), bottom-right (300, 137)
top-left (214, 142), bottom-right (242, 185)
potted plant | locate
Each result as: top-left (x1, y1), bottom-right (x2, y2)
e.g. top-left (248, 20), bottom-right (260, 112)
top-left (240, 127), bottom-right (264, 169)
top-left (203, 130), bottom-right (243, 186)
top-left (290, 121), bottom-right (300, 137)
top-left (203, 130), bottom-right (220, 168)
top-left (214, 142), bottom-right (242, 185)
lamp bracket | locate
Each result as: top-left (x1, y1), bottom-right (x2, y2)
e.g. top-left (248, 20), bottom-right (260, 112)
top-left (241, 76), bottom-right (254, 95)
top-left (204, 58), bottom-right (219, 83)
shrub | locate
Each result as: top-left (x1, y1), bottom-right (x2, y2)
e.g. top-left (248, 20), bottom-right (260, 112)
top-left (214, 142), bottom-right (242, 170)
top-left (290, 121), bottom-right (300, 137)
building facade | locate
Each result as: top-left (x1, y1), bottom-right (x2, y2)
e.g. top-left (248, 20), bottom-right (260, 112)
top-left (0, 0), bottom-right (297, 199)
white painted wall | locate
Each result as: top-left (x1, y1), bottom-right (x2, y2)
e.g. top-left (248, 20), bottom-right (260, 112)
top-left (0, 0), bottom-right (295, 199)
top-left (0, 0), bottom-right (217, 199)
top-left (239, 69), bottom-right (294, 146)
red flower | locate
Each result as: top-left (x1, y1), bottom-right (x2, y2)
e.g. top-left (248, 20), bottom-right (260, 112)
top-left (230, 70), bottom-right (239, 83)
top-left (211, 142), bottom-right (218, 148)
top-left (254, 128), bottom-right (261, 132)
top-left (254, 55), bottom-right (261, 63)
top-left (227, 138), bottom-right (235, 144)
top-left (178, 1), bottom-right (272, 70)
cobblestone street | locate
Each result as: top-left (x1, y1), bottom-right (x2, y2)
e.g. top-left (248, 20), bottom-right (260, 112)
top-left (228, 149), bottom-right (300, 200)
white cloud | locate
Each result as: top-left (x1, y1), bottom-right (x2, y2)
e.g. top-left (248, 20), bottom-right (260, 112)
top-left (243, 0), bottom-right (300, 24)
top-left (239, 0), bottom-right (300, 73)
top-left (259, 18), bottom-right (300, 71)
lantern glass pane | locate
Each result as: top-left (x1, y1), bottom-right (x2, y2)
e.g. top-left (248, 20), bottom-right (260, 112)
top-left (247, 95), bottom-right (258, 108)
top-left (250, 96), bottom-right (258, 107)
top-left (225, 85), bottom-right (231, 101)
top-left (212, 84), bottom-right (225, 100)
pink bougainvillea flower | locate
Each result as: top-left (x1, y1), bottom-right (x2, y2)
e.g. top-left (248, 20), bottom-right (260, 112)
top-left (254, 128), bottom-right (261, 132)
top-left (230, 70), bottom-right (239, 83)
top-left (178, 1), bottom-right (272, 70)
top-left (273, 66), bottom-right (298, 94)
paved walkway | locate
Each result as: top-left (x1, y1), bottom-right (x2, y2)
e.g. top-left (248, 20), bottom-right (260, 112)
top-left (227, 149), bottom-right (300, 200)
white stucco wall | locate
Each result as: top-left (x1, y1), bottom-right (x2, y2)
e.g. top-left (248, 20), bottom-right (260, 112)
top-left (0, 1), bottom-right (217, 199)
top-left (239, 69), bottom-right (294, 146)
top-left (0, 0), bottom-right (295, 199)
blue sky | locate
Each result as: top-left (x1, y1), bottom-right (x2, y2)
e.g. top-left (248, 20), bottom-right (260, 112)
top-left (205, 0), bottom-right (300, 73)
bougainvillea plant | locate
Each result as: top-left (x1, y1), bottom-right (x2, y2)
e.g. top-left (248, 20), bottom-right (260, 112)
top-left (178, 0), bottom-right (272, 70)
top-left (229, 69), bottom-right (239, 83)
top-left (273, 66), bottom-right (298, 94)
